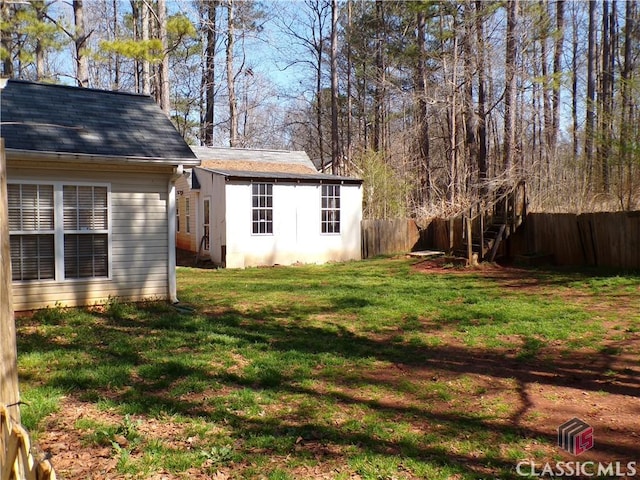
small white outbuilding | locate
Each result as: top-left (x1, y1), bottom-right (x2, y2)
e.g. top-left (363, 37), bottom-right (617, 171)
top-left (176, 147), bottom-right (363, 268)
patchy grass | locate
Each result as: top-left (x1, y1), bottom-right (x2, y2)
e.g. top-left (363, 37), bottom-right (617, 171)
top-left (16, 258), bottom-right (640, 479)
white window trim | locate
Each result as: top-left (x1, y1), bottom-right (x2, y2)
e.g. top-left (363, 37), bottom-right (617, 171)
top-left (320, 184), bottom-right (341, 236)
top-left (8, 180), bottom-right (112, 284)
top-left (251, 183), bottom-right (274, 236)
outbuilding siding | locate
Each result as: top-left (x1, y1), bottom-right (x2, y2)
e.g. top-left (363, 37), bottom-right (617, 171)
top-left (223, 180), bottom-right (362, 268)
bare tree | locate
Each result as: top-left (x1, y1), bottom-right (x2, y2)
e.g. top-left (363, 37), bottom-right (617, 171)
top-left (226, 0), bottom-right (238, 146)
top-left (503, 0), bottom-right (519, 175)
top-left (73, 1), bottom-right (89, 87)
top-left (585, 0), bottom-right (597, 184)
top-left (202, 0), bottom-right (219, 145)
top-left (415, 6), bottom-right (430, 203)
top-left (157, 0), bottom-right (170, 113)
top-left (330, 0), bottom-right (339, 174)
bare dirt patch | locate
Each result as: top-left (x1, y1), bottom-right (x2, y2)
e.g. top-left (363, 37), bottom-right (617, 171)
top-left (412, 258), bottom-right (640, 466)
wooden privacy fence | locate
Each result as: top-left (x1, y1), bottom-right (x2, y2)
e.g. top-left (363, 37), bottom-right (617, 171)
top-left (361, 218), bottom-right (420, 258)
top-left (0, 406), bottom-right (56, 480)
top-left (510, 211), bottom-right (640, 269)
top-left (425, 211), bottom-right (640, 269)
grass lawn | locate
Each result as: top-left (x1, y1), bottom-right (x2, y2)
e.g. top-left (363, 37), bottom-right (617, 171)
top-left (16, 257), bottom-right (640, 479)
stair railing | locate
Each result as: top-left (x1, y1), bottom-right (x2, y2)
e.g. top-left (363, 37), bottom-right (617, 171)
top-left (461, 180), bottom-right (526, 263)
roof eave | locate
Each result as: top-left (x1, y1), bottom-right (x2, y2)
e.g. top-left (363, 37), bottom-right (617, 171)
top-left (197, 167), bottom-right (363, 185)
top-left (5, 149), bottom-right (201, 167)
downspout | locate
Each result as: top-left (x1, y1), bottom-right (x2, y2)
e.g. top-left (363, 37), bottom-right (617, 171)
top-left (168, 165), bottom-right (183, 303)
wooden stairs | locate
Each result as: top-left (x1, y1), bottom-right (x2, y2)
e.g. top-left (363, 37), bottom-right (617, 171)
top-left (456, 180), bottom-right (527, 264)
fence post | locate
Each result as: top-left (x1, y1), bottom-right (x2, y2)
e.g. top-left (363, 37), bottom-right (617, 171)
top-left (1, 138), bottom-right (21, 423)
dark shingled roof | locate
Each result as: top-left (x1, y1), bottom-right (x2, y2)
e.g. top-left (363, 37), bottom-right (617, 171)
top-left (0, 80), bottom-right (198, 163)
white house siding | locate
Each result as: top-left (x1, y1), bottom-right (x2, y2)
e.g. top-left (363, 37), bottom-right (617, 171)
top-left (8, 160), bottom-right (174, 310)
top-left (223, 180), bottom-right (362, 269)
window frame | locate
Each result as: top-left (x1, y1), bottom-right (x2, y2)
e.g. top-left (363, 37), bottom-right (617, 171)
top-left (8, 180), bottom-right (112, 284)
top-left (251, 183), bottom-right (274, 235)
top-left (321, 184), bottom-right (341, 234)
top-left (8, 183), bottom-right (56, 282)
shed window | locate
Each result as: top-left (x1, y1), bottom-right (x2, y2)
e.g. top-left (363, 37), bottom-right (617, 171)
top-left (252, 183), bottom-right (273, 235)
top-left (321, 185), bottom-right (340, 234)
top-left (8, 182), bottom-right (110, 282)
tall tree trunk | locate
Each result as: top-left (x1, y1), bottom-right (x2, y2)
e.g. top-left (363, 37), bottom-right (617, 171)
top-left (158, 0), bottom-right (170, 113)
top-left (416, 8), bottom-right (430, 203)
top-left (373, 0), bottom-right (385, 153)
top-left (621, 1), bottom-right (636, 208)
top-left (142, 0), bottom-right (151, 95)
top-left (539, 0), bottom-right (551, 178)
top-left (226, 0), bottom-right (238, 147)
top-left (585, 0), bottom-right (597, 186)
top-left (571, 2), bottom-right (579, 162)
top-left (475, 0), bottom-right (488, 192)
top-left (330, 0), bottom-right (339, 174)
top-left (551, 0), bottom-right (564, 155)
top-left (113, 0), bottom-right (120, 89)
top-left (1, 2), bottom-right (13, 77)
top-left (462, 2), bottom-right (477, 197)
top-left (34, 1), bottom-right (46, 80)
top-left (346, 0), bottom-right (352, 170)
top-left (503, 0), bottom-right (519, 176)
top-left (130, 0), bottom-right (140, 91)
top-left (203, 0), bottom-right (218, 145)
top-left (600, 0), bottom-right (615, 193)
top-left (73, 0), bottom-right (89, 87)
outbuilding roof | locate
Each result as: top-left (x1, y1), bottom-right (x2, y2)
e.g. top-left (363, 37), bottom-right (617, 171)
top-left (191, 146), bottom-right (318, 174)
top-left (0, 80), bottom-right (198, 165)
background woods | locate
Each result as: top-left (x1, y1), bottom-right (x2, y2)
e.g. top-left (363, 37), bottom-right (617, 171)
top-left (1, 0), bottom-right (639, 218)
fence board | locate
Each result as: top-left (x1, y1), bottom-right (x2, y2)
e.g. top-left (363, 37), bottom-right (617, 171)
top-left (361, 219), bottom-right (420, 258)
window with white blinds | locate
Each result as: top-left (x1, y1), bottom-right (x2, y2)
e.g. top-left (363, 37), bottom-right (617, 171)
top-left (63, 186), bottom-right (109, 279)
top-left (8, 184), bottom-right (55, 281)
top-left (8, 182), bottom-right (110, 282)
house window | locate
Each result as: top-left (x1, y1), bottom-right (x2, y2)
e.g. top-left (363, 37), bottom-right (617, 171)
top-left (252, 183), bottom-right (273, 234)
top-left (63, 186), bottom-right (109, 278)
top-left (185, 198), bottom-right (191, 234)
top-left (8, 184), bottom-right (55, 281)
top-left (8, 182), bottom-right (110, 282)
top-left (321, 184), bottom-right (340, 234)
